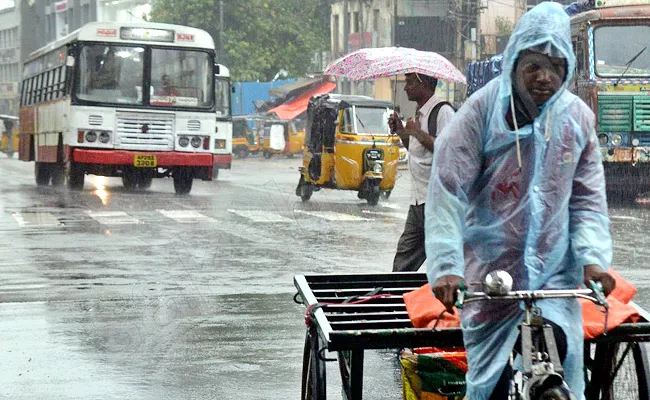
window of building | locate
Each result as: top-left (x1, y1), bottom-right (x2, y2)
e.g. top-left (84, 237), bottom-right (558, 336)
top-left (333, 15), bottom-right (340, 53)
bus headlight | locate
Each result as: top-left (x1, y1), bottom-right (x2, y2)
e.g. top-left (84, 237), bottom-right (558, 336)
top-left (191, 136), bottom-right (202, 148)
top-left (598, 134), bottom-right (608, 146)
top-left (611, 134), bottom-right (623, 147)
top-left (85, 131), bottom-right (97, 142)
top-left (632, 138), bottom-right (640, 147)
top-left (98, 131), bottom-right (111, 143)
top-left (179, 136), bottom-right (190, 147)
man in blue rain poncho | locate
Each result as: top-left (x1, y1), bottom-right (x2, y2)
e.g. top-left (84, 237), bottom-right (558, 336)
top-left (425, 2), bottom-right (616, 399)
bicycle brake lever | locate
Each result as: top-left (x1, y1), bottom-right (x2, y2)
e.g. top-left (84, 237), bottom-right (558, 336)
top-left (589, 280), bottom-right (609, 310)
top-left (455, 281), bottom-right (466, 310)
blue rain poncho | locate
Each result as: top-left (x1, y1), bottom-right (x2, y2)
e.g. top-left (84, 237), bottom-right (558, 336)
top-left (425, 2), bottom-right (612, 399)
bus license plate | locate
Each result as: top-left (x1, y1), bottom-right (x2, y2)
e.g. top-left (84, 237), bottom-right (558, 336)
top-left (134, 155), bottom-right (157, 167)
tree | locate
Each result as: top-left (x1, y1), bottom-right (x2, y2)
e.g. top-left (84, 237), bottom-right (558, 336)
top-left (149, 0), bottom-right (330, 82)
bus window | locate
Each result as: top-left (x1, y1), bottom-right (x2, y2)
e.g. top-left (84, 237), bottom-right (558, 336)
top-left (215, 78), bottom-right (231, 118)
top-left (76, 44), bottom-right (144, 104)
top-left (150, 48), bottom-right (213, 108)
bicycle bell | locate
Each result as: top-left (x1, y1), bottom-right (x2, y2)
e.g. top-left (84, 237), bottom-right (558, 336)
top-left (484, 270), bottom-right (513, 296)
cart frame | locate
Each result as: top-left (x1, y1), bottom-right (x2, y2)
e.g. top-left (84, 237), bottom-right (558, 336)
top-left (294, 272), bottom-right (650, 400)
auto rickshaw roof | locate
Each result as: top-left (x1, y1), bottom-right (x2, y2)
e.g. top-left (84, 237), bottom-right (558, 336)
top-left (312, 94), bottom-right (393, 110)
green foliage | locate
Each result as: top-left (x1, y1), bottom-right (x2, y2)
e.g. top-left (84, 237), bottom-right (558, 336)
top-left (150, 0), bottom-right (330, 81)
top-left (495, 16), bottom-right (514, 37)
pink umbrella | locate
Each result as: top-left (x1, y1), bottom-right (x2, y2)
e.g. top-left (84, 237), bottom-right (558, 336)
top-left (324, 47), bottom-right (466, 83)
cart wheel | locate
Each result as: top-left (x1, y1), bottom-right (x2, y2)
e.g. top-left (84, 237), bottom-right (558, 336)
top-left (301, 331), bottom-right (326, 400)
top-left (589, 342), bottom-right (650, 399)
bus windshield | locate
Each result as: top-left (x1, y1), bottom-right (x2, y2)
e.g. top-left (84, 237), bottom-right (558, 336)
top-left (215, 77), bottom-right (231, 118)
top-left (594, 25), bottom-right (650, 77)
top-left (76, 44), bottom-right (214, 108)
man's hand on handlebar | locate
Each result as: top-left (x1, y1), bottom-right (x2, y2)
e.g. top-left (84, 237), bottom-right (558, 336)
top-left (584, 264), bottom-right (615, 297)
top-left (432, 275), bottom-right (465, 314)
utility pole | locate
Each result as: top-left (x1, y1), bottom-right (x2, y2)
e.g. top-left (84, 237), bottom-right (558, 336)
top-left (219, 0), bottom-right (224, 56)
top-left (455, 0), bottom-right (463, 69)
top-left (392, 0), bottom-right (397, 46)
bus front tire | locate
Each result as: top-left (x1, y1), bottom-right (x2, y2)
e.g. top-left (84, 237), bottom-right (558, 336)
top-left (173, 170), bottom-right (193, 195)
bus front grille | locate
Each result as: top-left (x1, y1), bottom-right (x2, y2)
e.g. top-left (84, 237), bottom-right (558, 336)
top-left (116, 112), bottom-right (175, 150)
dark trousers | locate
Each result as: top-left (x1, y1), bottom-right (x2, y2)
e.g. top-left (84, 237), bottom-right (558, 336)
top-left (393, 204), bottom-right (426, 272)
top-left (489, 319), bottom-right (568, 399)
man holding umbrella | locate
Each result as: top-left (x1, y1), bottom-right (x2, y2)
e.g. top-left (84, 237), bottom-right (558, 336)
top-left (390, 73), bottom-right (455, 272)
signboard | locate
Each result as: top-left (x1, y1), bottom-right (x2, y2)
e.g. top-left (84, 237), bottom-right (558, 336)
top-left (595, 0), bottom-right (648, 7)
top-left (348, 32), bottom-right (377, 52)
top-left (55, 0), bottom-right (67, 13)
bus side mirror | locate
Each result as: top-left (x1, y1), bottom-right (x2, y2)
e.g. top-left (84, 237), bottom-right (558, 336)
top-left (231, 86), bottom-right (235, 93)
top-left (215, 64), bottom-right (220, 75)
top-left (66, 56), bottom-right (75, 67)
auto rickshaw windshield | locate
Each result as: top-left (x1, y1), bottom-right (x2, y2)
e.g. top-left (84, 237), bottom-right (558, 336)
top-left (342, 106), bottom-right (393, 135)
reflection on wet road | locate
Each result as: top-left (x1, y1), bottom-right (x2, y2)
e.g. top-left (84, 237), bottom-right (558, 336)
top-left (0, 155), bottom-right (649, 399)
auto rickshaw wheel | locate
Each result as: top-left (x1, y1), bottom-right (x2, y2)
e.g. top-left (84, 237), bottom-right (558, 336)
top-left (366, 185), bottom-right (380, 206)
top-left (381, 190), bottom-right (392, 200)
top-left (236, 147), bottom-right (249, 159)
top-left (263, 150), bottom-right (273, 159)
top-left (296, 175), bottom-right (313, 201)
top-left (286, 153), bottom-right (294, 159)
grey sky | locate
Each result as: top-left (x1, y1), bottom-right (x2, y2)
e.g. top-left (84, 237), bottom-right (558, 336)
top-left (0, 0), bottom-right (15, 11)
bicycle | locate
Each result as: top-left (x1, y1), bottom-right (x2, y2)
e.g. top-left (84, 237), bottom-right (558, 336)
top-left (456, 270), bottom-right (610, 400)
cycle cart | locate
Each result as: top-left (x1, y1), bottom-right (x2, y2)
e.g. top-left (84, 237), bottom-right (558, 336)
top-left (294, 272), bottom-right (650, 400)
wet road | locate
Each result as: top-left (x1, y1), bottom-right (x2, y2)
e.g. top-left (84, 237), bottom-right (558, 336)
top-left (0, 154), bottom-right (649, 399)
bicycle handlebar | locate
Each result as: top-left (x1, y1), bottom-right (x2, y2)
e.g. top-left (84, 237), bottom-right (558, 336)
top-left (456, 281), bottom-right (608, 310)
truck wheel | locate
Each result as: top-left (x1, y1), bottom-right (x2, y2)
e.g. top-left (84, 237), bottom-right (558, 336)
top-left (35, 162), bottom-right (52, 186)
top-left (173, 169), bottom-right (193, 195)
top-left (67, 162), bottom-right (85, 191)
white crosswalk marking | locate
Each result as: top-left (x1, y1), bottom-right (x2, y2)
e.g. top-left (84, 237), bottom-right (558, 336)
top-left (12, 212), bottom-right (62, 228)
top-left (361, 210), bottom-right (407, 220)
top-left (228, 209), bottom-right (294, 222)
top-left (86, 211), bottom-right (142, 225)
top-left (157, 209), bottom-right (217, 223)
top-left (294, 210), bottom-right (371, 221)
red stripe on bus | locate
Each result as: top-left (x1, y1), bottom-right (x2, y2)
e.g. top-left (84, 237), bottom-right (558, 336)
top-left (72, 149), bottom-right (215, 166)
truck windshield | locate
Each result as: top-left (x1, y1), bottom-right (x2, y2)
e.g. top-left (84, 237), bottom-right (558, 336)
top-left (215, 77), bottom-right (231, 118)
top-left (594, 25), bottom-right (650, 77)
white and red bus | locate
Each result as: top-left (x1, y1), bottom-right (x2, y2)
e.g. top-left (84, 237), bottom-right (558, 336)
top-left (213, 63), bottom-right (232, 179)
top-left (19, 21), bottom-right (230, 194)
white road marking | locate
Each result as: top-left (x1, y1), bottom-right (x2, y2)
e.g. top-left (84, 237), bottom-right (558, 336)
top-left (610, 215), bottom-right (644, 222)
top-left (157, 209), bottom-right (217, 223)
top-left (227, 209), bottom-right (294, 223)
top-left (12, 212), bottom-right (62, 227)
top-left (361, 210), bottom-right (407, 220)
top-left (294, 210), bottom-right (372, 221)
top-left (86, 211), bottom-right (142, 225)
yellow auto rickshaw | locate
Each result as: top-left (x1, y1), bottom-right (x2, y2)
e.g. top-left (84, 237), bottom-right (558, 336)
top-left (232, 115), bottom-right (264, 158)
top-left (262, 119), bottom-right (305, 159)
top-left (295, 94), bottom-right (400, 206)
top-left (0, 114), bottom-right (19, 158)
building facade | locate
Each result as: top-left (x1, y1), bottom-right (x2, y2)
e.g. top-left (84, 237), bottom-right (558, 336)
top-left (20, 0), bottom-right (151, 62)
top-left (0, 4), bottom-right (21, 116)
